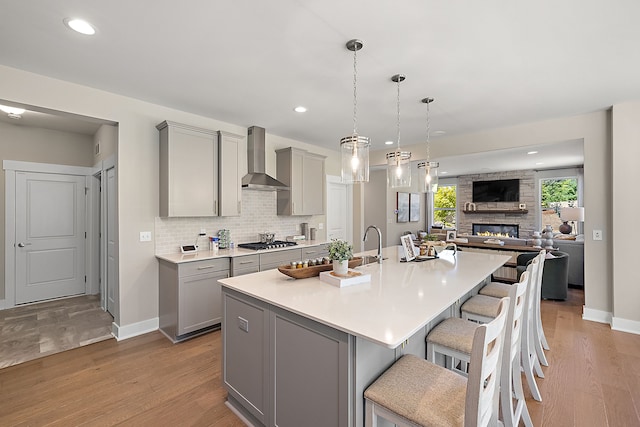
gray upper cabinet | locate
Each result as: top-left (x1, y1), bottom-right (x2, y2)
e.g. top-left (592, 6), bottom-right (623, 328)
top-left (218, 131), bottom-right (244, 216)
top-left (158, 120), bottom-right (218, 217)
top-left (157, 121), bottom-right (243, 217)
top-left (276, 147), bottom-right (326, 216)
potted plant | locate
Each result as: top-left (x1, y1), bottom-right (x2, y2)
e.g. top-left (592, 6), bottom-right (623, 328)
top-left (328, 238), bottom-right (353, 276)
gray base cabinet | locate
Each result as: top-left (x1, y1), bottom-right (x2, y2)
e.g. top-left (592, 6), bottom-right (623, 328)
top-left (222, 288), bottom-right (350, 427)
top-left (230, 254), bottom-right (260, 276)
top-left (159, 258), bottom-right (229, 342)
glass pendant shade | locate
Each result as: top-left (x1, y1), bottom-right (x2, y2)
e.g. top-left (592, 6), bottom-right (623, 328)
top-left (387, 150), bottom-right (412, 188)
top-left (418, 161), bottom-right (439, 193)
top-left (341, 135), bottom-right (370, 183)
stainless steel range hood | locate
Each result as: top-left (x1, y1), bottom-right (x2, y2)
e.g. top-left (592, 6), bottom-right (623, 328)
top-left (242, 126), bottom-right (289, 191)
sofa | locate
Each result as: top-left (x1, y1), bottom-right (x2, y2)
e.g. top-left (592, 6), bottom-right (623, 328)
top-left (517, 251), bottom-right (570, 300)
top-left (553, 239), bottom-right (584, 287)
top-left (425, 230), bottom-right (584, 287)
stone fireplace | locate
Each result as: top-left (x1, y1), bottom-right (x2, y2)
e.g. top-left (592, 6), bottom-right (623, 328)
top-left (472, 223), bottom-right (519, 238)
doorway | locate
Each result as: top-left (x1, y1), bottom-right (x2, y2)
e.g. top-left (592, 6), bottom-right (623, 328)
top-left (14, 171), bottom-right (87, 304)
top-left (4, 161), bottom-right (99, 307)
top-left (326, 175), bottom-right (352, 243)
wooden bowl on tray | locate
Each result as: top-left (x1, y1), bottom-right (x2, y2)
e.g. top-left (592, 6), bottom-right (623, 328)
top-left (278, 257), bottom-right (363, 279)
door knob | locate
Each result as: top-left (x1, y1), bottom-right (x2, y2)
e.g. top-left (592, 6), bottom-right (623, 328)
top-left (17, 242), bottom-right (31, 247)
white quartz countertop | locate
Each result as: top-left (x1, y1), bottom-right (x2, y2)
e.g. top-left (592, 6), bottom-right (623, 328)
top-left (156, 240), bottom-right (329, 264)
top-left (219, 246), bottom-right (510, 349)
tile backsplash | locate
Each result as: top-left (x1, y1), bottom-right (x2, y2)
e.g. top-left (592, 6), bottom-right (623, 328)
top-left (155, 190), bottom-right (324, 254)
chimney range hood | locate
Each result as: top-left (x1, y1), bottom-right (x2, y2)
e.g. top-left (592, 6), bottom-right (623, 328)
top-left (242, 126), bottom-right (289, 191)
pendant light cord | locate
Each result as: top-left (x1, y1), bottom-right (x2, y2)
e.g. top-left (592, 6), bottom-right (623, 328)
top-left (426, 99), bottom-right (431, 161)
top-left (352, 46), bottom-right (358, 135)
top-left (396, 77), bottom-right (401, 151)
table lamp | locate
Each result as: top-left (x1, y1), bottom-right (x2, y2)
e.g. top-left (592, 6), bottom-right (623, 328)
top-left (559, 207), bottom-right (584, 234)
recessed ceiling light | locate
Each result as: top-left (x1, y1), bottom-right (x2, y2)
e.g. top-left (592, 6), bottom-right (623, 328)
top-left (385, 140), bottom-right (394, 145)
top-left (527, 151), bottom-right (538, 155)
top-left (433, 130), bottom-right (446, 135)
top-left (536, 162), bottom-right (544, 165)
top-left (64, 18), bottom-right (96, 35)
top-left (294, 106), bottom-right (307, 113)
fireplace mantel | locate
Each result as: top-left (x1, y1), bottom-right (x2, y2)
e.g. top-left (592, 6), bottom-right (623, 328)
top-left (463, 209), bottom-right (528, 214)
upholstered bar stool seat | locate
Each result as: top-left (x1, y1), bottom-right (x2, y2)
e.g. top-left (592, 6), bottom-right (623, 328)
top-left (478, 282), bottom-right (511, 298)
top-left (460, 294), bottom-right (502, 321)
top-left (364, 354), bottom-right (467, 427)
top-left (427, 317), bottom-right (476, 355)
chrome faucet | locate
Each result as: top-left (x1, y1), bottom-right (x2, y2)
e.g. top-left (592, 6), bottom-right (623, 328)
top-left (363, 225), bottom-right (383, 263)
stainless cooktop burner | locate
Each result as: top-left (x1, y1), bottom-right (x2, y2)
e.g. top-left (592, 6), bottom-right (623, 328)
top-left (238, 240), bottom-right (297, 250)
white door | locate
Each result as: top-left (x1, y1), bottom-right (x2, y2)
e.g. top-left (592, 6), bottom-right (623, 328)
top-left (15, 172), bottom-right (86, 304)
top-left (106, 167), bottom-right (117, 317)
top-left (326, 176), bottom-right (351, 242)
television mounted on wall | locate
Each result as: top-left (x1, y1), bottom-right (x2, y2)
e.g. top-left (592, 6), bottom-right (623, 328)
top-left (472, 179), bottom-right (520, 202)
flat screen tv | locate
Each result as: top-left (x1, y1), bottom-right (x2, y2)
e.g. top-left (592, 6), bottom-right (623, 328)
top-left (472, 179), bottom-right (520, 202)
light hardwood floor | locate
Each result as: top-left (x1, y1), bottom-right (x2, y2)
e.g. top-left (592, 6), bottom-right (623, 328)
top-left (0, 288), bottom-right (638, 426)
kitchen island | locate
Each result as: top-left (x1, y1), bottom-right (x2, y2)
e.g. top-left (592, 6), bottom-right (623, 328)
top-left (219, 246), bottom-right (510, 427)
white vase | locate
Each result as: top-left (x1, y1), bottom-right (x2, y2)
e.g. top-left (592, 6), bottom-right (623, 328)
top-left (333, 260), bottom-right (349, 276)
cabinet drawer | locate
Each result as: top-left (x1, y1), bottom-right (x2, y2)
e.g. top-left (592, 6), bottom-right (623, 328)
top-left (260, 248), bottom-right (302, 271)
top-left (231, 255), bottom-right (260, 276)
top-left (179, 258), bottom-right (229, 277)
top-left (302, 245), bottom-right (329, 259)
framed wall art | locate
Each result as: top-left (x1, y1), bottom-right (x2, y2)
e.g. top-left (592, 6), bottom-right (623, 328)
top-left (409, 193), bottom-right (421, 222)
top-left (396, 192), bottom-right (409, 223)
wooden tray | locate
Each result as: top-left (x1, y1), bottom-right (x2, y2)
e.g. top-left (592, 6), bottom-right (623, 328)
top-left (277, 257), bottom-right (363, 279)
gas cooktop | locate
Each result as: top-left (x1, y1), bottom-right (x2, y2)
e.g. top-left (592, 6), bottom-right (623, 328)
top-left (238, 241), bottom-right (298, 251)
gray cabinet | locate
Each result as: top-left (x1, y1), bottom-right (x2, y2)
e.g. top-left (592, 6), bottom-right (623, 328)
top-left (259, 248), bottom-right (302, 271)
top-left (302, 244), bottom-right (329, 260)
top-left (276, 147), bottom-right (326, 216)
top-left (218, 131), bottom-right (244, 216)
top-left (222, 288), bottom-right (349, 427)
top-left (157, 121), bottom-right (243, 217)
top-left (231, 254), bottom-right (260, 276)
top-left (223, 291), bottom-right (270, 424)
top-left (159, 257), bottom-right (229, 342)
top-left (157, 121), bottom-right (218, 217)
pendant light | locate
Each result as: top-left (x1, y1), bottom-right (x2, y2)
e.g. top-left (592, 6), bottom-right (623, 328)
top-left (386, 74), bottom-right (411, 188)
top-left (418, 97), bottom-right (439, 193)
top-left (340, 39), bottom-right (370, 183)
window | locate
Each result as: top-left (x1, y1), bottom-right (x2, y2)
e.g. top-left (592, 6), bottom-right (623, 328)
top-left (433, 185), bottom-right (456, 229)
top-left (540, 177), bottom-right (578, 233)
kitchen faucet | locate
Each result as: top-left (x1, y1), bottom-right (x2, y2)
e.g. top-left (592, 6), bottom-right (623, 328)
top-left (363, 225), bottom-right (383, 263)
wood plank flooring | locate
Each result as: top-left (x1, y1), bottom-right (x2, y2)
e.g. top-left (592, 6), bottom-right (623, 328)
top-left (0, 288), bottom-right (638, 426)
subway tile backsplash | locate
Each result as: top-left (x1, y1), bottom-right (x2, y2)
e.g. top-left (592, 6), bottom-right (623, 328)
top-left (155, 190), bottom-right (323, 254)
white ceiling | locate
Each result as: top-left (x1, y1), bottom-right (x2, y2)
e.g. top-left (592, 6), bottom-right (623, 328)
top-left (1, 0), bottom-right (637, 171)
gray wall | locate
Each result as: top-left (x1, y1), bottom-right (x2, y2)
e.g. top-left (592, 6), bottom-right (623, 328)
top-left (0, 121), bottom-right (94, 299)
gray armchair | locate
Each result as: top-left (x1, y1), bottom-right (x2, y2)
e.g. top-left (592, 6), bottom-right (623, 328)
top-left (517, 251), bottom-right (570, 300)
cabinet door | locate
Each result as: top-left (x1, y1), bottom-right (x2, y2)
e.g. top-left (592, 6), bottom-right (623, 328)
top-left (290, 149), bottom-right (304, 215)
top-left (158, 121), bottom-right (218, 217)
top-left (302, 153), bottom-right (325, 215)
top-left (219, 131), bottom-right (243, 216)
top-left (223, 291), bottom-right (270, 424)
top-left (178, 270), bottom-right (227, 335)
top-left (271, 308), bottom-right (349, 427)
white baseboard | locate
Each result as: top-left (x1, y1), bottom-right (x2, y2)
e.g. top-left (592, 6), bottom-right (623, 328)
top-left (582, 306), bottom-right (612, 325)
top-left (612, 317), bottom-right (640, 335)
top-left (112, 317), bottom-right (159, 341)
